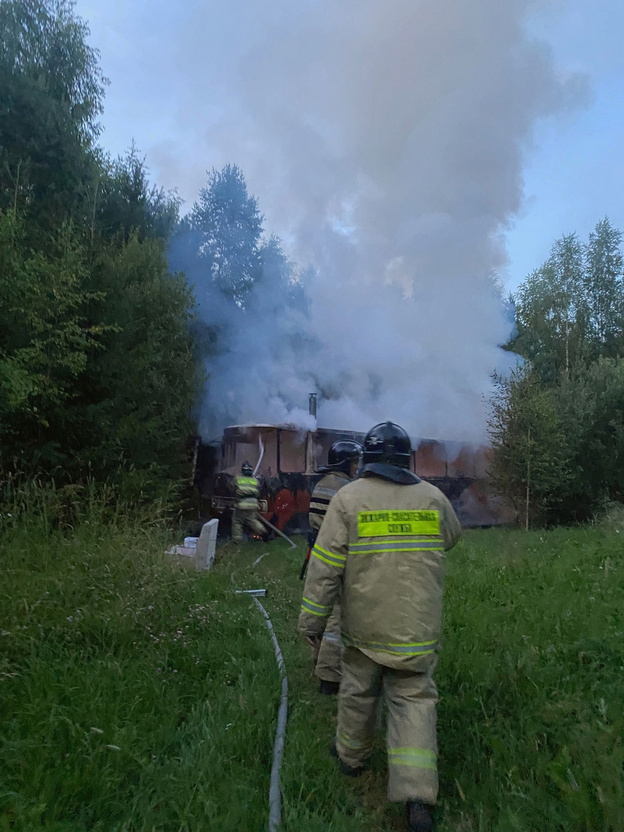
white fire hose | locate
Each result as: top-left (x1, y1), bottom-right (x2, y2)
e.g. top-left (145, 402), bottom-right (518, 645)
top-left (259, 516), bottom-right (297, 549)
top-left (230, 558), bottom-right (289, 831)
top-left (253, 595), bottom-right (288, 831)
top-left (251, 433), bottom-right (297, 549)
top-left (222, 433), bottom-right (291, 827)
top-left (252, 434), bottom-right (265, 477)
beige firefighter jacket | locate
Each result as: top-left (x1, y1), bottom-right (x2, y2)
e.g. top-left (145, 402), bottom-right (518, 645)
top-left (235, 475), bottom-right (260, 510)
top-left (298, 474), bottom-right (461, 670)
top-left (309, 471), bottom-right (351, 531)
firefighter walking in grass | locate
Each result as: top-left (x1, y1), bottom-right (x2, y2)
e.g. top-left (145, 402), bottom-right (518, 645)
top-left (307, 440), bottom-right (362, 695)
top-left (231, 461), bottom-right (265, 543)
top-left (298, 422), bottom-right (461, 832)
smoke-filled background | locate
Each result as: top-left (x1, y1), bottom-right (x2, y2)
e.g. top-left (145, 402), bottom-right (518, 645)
top-left (76, 0), bottom-right (592, 442)
top-left (171, 0), bottom-right (585, 441)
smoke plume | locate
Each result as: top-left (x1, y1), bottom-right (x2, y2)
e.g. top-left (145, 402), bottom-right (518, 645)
top-left (173, 0), bottom-right (584, 441)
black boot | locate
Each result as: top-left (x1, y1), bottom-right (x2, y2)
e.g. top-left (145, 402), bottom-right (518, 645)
top-left (319, 679), bottom-right (340, 695)
top-left (329, 742), bottom-right (365, 777)
top-left (406, 801), bottom-right (434, 832)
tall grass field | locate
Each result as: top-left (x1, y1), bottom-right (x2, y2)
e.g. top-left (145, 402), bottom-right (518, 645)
top-left (1, 499), bottom-right (623, 831)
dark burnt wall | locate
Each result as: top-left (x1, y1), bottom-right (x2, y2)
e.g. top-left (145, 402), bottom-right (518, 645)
top-left (197, 424), bottom-right (505, 529)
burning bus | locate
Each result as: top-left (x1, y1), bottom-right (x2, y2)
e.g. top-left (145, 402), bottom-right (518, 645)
top-left (205, 417), bottom-right (509, 532)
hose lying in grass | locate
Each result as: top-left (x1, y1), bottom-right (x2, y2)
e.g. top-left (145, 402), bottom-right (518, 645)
top-left (258, 515), bottom-right (297, 549)
top-left (252, 596), bottom-right (288, 832)
top-left (230, 559), bottom-right (289, 830)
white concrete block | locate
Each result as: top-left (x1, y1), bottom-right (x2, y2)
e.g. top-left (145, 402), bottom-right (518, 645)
top-left (195, 518), bottom-right (218, 570)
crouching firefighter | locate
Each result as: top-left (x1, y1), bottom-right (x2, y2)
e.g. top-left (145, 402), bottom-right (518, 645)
top-left (231, 462), bottom-right (266, 544)
top-left (301, 440), bottom-right (362, 695)
top-left (298, 422), bottom-right (461, 832)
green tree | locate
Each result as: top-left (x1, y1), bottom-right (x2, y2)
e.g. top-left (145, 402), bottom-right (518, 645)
top-left (188, 164), bottom-right (264, 305)
top-left (0, 210), bottom-right (103, 469)
top-left (0, 0), bottom-right (105, 238)
top-left (97, 146), bottom-right (181, 244)
top-left (583, 218), bottom-right (624, 355)
top-left (487, 367), bottom-right (570, 528)
top-left (500, 219), bottom-right (624, 525)
top-left (0, 1), bottom-right (200, 495)
top-left (555, 359), bottom-right (624, 520)
top-left (72, 234), bottom-right (200, 489)
top-left (511, 233), bottom-right (588, 382)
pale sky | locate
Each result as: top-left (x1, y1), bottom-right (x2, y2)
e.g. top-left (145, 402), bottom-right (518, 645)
top-left (510, 0), bottom-right (624, 287)
top-left (75, 0), bottom-right (624, 292)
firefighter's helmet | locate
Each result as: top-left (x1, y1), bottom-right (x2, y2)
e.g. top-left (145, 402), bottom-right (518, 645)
top-left (362, 422), bottom-right (412, 469)
top-left (327, 440), bottom-right (363, 474)
top-left (241, 461), bottom-right (253, 477)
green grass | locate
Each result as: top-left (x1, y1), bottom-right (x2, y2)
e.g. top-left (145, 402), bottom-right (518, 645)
top-left (1, 504), bottom-right (623, 831)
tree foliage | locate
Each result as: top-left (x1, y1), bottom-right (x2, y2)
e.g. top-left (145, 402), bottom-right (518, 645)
top-left (488, 368), bottom-right (570, 528)
top-left (0, 211), bottom-right (102, 455)
top-left (187, 164), bottom-right (263, 306)
top-left (511, 233), bottom-right (588, 382)
top-left (555, 359), bottom-right (624, 519)
top-left (97, 147), bottom-right (181, 243)
top-left (490, 218), bottom-right (624, 525)
top-left (0, 0), bottom-right (105, 238)
top-left (74, 235), bottom-right (199, 483)
top-left (0, 0), bottom-right (199, 496)
top-left (0, 0), bottom-right (310, 495)
top-left (583, 219), bottom-right (624, 353)
top-left (510, 220), bottom-right (624, 382)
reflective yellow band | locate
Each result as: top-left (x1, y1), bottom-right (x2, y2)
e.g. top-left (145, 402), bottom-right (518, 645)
top-left (389, 747), bottom-right (437, 757)
top-left (301, 597), bottom-right (331, 615)
top-left (312, 544), bottom-right (346, 569)
top-left (349, 539), bottom-right (443, 555)
top-left (357, 510), bottom-right (440, 537)
top-left (300, 604), bottom-right (327, 618)
top-left (388, 747), bottom-right (437, 769)
top-left (237, 477), bottom-right (257, 486)
top-left (337, 731), bottom-right (368, 750)
top-left (237, 498), bottom-right (259, 508)
top-left (343, 632), bottom-right (437, 656)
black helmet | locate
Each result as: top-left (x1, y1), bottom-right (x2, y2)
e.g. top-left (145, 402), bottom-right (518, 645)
top-left (362, 422), bottom-right (412, 469)
top-left (241, 461), bottom-right (253, 476)
top-left (327, 440), bottom-right (363, 474)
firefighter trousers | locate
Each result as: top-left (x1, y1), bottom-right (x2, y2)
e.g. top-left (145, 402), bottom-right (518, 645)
top-left (314, 604), bottom-right (342, 684)
top-left (335, 646), bottom-right (439, 804)
top-left (231, 509), bottom-right (265, 543)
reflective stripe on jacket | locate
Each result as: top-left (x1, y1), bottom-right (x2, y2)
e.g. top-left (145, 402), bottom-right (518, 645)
top-left (236, 475), bottom-right (260, 509)
top-left (309, 471), bottom-right (351, 531)
top-left (298, 475), bottom-right (461, 670)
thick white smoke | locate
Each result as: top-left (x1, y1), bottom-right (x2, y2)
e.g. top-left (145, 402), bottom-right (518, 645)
top-left (182, 0), bottom-right (585, 441)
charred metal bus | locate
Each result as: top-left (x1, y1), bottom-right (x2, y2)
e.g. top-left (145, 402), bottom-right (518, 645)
top-left (206, 422), bottom-right (509, 531)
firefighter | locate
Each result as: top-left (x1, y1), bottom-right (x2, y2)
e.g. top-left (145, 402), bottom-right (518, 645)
top-left (298, 422), bottom-right (461, 832)
top-left (231, 461), bottom-right (265, 543)
top-left (308, 440), bottom-right (362, 695)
